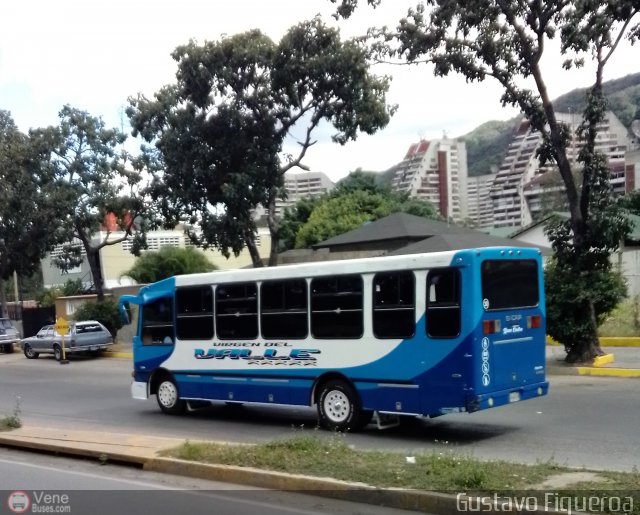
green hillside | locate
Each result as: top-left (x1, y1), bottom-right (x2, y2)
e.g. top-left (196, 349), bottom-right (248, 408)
top-left (459, 118), bottom-right (521, 177)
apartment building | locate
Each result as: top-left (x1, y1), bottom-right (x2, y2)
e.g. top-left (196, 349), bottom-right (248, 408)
top-left (390, 138), bottom-right (468, 223)
top-left (491, 112), bottom-right (637, 228)
top-left (466, 171), bottom-right (498, 228)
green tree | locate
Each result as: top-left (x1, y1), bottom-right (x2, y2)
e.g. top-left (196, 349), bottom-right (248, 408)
top-left (122, 247), bottom-right (217, 284)
top-left (332, 0), bottom-right (639, 363)
top-left (279, 170), bottom-right (437, 251)
top-left (294, 188), bottom-right (437, 248)
top-left (0, 111), bottom-right (64, 316)
top-left (128, 17), bottom-right (394, 268)
top-left (278, 196), bottom-right (323, 253)
top-left (545, 256), bottom-right (627, 348)
top-left (40, 106), bottom-right (147, 302)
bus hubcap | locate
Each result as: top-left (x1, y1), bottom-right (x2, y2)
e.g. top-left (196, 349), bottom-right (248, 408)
top-left (324, 391), bottom-right (350, 422)
top-left (158, 382), bottom-right (177, 407)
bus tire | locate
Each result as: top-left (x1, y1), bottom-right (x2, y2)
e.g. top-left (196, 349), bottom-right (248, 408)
top-left (318, 380), bottom-right (369, 432)
top-left (156, 376), bottom-right (186, 415)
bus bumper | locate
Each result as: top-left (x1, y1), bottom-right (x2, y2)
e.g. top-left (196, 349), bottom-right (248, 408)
top-left (465, 381), bottom-right (549, 413)
top-left (131, 381), bottom-right (149, 400)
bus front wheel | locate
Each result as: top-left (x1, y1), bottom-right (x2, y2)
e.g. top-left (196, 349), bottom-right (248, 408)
top-left (156, 376), bottom-right (186, 415)
top-left (317, 380), bottom-right (371, 432)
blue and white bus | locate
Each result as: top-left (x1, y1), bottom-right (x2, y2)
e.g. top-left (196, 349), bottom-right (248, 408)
top-left (118, 247), bottom-right (548, 431)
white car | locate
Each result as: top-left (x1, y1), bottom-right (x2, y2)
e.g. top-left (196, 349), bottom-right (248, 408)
top-left (21, 321), bottom-right (113, 360)
top-left (0, 318), bottom-right (20, 353)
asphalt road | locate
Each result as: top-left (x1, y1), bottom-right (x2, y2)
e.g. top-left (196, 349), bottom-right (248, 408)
top-left (1, 353), bottom-right (638, 472)
top-left (0, 447), bottom-right (418, 515)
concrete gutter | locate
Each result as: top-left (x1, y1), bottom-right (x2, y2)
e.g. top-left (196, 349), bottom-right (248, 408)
top-left (0, 427), bottom-right (569, 515)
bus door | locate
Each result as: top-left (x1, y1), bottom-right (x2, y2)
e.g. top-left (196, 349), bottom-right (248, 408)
top-left (478, 258), bottom-right (546, 393)
top-left (423, 266), bottom-right (473, 411)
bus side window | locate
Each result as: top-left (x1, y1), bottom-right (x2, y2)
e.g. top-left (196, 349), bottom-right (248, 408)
top-left (426, 268), bottom-right (461, 339)
top-left (261, 279), bottom-right (308, 339)
top-left (311, 275), bottom-right (363, 339)
top-left (216, 282), bottom-right (258, 339)
top-left (176, 286), bottom-right (214, 340)
top-left (141, 298), bottom-right (174, 345)
top-left (373, 271), bottom-right (415, 339)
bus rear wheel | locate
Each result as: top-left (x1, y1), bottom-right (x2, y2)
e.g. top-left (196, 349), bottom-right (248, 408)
top-left (317, 380), bottom-right (371, 432)
top-left (156, 376), bottom-right (186, 415)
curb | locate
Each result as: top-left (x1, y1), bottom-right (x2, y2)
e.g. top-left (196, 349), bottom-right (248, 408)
top-left (0, 431), bottom-right (568, 515)
top-left (0, 433), bottom-right (148, 466)
top-left (576, 367), bottom-right (640, 378)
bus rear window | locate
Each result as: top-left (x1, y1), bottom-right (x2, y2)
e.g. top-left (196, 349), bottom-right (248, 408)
top-left (481, 260), bottom-right (539, 311)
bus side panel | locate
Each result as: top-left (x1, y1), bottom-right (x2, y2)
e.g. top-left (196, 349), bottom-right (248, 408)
top-left (175, 374), bottom-right (314, 407)
top-left (356, 382), bottom-right (422, 414)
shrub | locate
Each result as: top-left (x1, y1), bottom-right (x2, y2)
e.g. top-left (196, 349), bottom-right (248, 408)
top-left (74, 300), bottom-right (122, 338)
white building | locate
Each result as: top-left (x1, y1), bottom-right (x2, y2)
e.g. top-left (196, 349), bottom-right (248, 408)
top-left (466, 171), bottom-right (497, 228)
top-left (491, 112), bottom-right (637, 228)
top-left (390, 138), bottom-right (468, 223)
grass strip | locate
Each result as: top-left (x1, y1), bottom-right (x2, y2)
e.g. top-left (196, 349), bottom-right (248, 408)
top-left (163, 433), bottom-right (593, 491)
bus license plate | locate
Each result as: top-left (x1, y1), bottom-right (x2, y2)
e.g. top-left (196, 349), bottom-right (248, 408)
top-left (509, 392), bottom-right (520, 403)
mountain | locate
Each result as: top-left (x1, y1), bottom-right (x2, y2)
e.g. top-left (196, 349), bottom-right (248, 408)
top-left (460, 72), bottom-right (640, 177)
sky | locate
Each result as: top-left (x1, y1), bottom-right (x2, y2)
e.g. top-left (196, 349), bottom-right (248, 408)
top-left (1, 0), bottom-right (638, 182)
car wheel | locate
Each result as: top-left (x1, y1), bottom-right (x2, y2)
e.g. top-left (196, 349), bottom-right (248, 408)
top-left (23, 344), bottom-right (39, 359)
top-left (3, 343), bottom-right (14, 353)
top-left (156, 376), bottom-right (186, 415)
top-left (53, 344), bottom-right (62, 361)
top-left (317, 380), bottom-right (370, 432)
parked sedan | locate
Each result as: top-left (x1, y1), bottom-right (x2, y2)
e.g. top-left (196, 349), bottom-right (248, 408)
top-left (21, 321), bottom-right (114, 360)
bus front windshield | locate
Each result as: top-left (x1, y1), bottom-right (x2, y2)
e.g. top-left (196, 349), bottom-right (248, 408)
top-left (140, 297), bottom-right (174, 345)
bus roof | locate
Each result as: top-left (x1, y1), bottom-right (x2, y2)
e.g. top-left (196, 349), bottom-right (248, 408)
top-left (173, 247), bottom-right (542, 288)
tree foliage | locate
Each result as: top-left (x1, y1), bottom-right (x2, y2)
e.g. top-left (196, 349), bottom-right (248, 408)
top-left (281, 170), bottom-right (437, 249)
top-left (122, 247), bottom-right (217, 284)
top-left (0, 111), bottom-right (64, 316)
top-left (545, 257), bottom-right (627, 348)
top-left (128, 17), bottom-right (394, 268)
top-left (332, 0), bottom-right (640, 363)
top-left (40, 106), bottom-right (146, 301)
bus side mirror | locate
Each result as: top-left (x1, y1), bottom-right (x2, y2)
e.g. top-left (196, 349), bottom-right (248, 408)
top-left (119, 301), bottom-right (131, 325)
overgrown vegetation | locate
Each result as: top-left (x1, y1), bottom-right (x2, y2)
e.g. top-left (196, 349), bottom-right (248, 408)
top-left (0, 396), bottom-right (22, 431)
top-left (598, 296), bottom-right (640, 337)
top-left (164, 434), bottom-right (640, 510)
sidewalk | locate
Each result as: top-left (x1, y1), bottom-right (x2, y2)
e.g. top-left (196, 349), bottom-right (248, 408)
top-left (545, 345), bottom-right (640, 377)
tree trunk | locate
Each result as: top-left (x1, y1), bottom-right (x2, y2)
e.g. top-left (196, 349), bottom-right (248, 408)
top-left (564, 298), bottom-right (604, 363)
top-left (266, 190), bottom-right (279, 267)
top-left (244, 231), bottom-right (263, 268)
top-left (86, 249), bottom-right (105, 302)
top-left (0, 278), bottom-right (7, 318)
